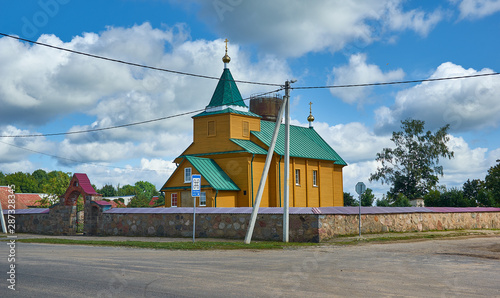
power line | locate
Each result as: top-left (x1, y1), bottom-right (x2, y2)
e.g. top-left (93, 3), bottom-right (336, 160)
top-left (0, 140), bottom-right (170, 172)
top-left (0, 88), bottom-right (283, 138)
top-left (293, 72), bottom-right (500, 90)
top-left (0, 33), bottom-right (282, 87)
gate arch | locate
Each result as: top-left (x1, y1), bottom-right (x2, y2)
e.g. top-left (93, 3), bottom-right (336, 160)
top-left (60, 173), bottom-right (102, 235)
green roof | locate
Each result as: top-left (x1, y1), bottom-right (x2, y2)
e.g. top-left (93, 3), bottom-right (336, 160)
top-left (230, 139), bottom-right (268, 155)
top-left (206, 68), bottom-right (246, 108)
top-left (251, 121), bottom-right (347, 165)
top-left (193, 108), bottom-right (260, 118)
top-left (185, 156), bottom-right (240, 191)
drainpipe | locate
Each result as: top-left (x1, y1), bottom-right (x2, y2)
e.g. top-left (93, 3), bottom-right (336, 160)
top-left (214, 190), bottom-right (218, 208)
top-left (251, 154), bottom-right (255, 207)
top-left (278, 155), bottom-right (282, 207)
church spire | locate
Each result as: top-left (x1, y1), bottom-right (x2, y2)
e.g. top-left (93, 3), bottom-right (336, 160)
top-left (222, 38), bottom-right (231, 69)
top-left (307, 102), bottom-right (315, 128)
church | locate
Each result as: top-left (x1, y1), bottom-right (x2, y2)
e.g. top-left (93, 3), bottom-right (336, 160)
top-left (161, 44), bottom-right (347, 208)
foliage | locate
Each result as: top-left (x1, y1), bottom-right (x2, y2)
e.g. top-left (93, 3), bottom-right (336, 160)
top-left (484, 161), bottom-right (500, 206)
top-left (375, 196), bottom-right (391, 207)
top-left (424, 187), bottom-right (474, 207)
top-left (369, 119), bottom-right (454, 200)
top-left (4, 172), bottom-right (38, 193)
top-left (42, 171), bottom-right (72, 197)
top-left (99, 184), bottom-right (117, 197)
top-left (343, 192), bottom-right (358, 206)
top-left (361, 188), bottom-right (375, 206)
top-left (390, 193), bottom-right (412, 207)
top-left (117, 184), bottom-right (137, 196)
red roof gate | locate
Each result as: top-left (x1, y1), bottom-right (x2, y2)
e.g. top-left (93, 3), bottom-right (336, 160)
top-left (60, 173), bottom-right (102, 235)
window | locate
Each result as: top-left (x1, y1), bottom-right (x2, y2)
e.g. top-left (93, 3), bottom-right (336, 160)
top-left (184, 167), bottom-right (192, 183)
top-left (200, 192), bottom-right (206, 206)
top-left (295, 169), bottom-right (300, 185)
top-left (171, 193), bottom-right (178, 207)
top-left (313, 170), bottom-right (318, 186)
top-left (208, 120), bottom-right (216, 136)
top-left (242, 121), bottom-right (249, 137)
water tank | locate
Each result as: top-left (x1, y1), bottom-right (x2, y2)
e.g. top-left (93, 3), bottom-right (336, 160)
top-left (249, 95), bottom-right (283, 122)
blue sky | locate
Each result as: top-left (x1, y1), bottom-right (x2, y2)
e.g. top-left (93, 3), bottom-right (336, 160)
top-left (1, 0), bottom-right (499, 199)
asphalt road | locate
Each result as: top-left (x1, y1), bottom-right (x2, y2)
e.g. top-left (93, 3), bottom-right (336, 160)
top-left (0, 236), bottom-right (499, 297)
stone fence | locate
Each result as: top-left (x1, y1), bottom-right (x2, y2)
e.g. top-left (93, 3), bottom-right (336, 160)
top-left (4, 206), bottom-right (500, 242)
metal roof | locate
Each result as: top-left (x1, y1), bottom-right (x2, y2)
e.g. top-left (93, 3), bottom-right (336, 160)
top-left (3, 208), bottom-right (49, 214)
top-left (206, 68), bottom-right (246, 108)
top-left (102, 206), bottom-right (500, 215)
top-left (230, 139), bottom-right (268, 155)
top-left (74, 173), bottom-right (98, 195)
top-left (193, 108), bottom-right (260, 118)
top-left (185, 156), bottom-right (240, 191)
top-left (251, 121), bottom-right (347, 165)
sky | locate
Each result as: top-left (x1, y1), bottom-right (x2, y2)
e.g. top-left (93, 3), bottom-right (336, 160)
top-left (0, 0), bottom-right (499, 199)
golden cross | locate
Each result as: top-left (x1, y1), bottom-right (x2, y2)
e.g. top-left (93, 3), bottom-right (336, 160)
top-left (224, 38), bottom-right (229, 53)
top-left (309, 101), bottom-right (313, 113)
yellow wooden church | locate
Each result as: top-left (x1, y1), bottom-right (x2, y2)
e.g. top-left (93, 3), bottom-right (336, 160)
top-left (161, 47), bottom-right (347, 208)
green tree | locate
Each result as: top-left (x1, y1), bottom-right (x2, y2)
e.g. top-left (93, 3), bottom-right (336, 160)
top-left (343, 192), bottom-right (358, 206)
top-left (99, 184), bottom-right (117, 197)
top-left (127, 193), bottom-right (151, 207)
top-left (32, 169), bottom-right (49, 192)
top-left (0, 171), bottom-right (5, 185)
top-left (391, 193), bottom-right (412, 207)
top-left (361, 188), bottom-right (375, 206)
top-left (462, 179), bottom-right (484, 205)
top-left (369, 119), bottom-right (454, 200)
top-left (117, 184), bottom-right (137, 196)
top-left (484, 161), bottom-right (500, 206)
top-left (4, 172), bottom-right (38, 193)
top-left (376, 196), bottom-right (391, 207)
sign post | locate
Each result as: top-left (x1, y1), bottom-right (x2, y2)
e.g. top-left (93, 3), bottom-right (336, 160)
top-left (191, 174), bottom-right (201, 243)
top-left (355, 182), bottom-right (366, 237)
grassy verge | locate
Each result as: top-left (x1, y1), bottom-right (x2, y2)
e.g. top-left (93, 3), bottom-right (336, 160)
top-left (15, 238), bottom-right (318, 250)
top-left (330, 230), bottom-right (499, 245)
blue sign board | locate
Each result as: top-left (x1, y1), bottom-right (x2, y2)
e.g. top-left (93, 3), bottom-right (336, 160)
top-left (191, 174), bottom-right (201, 197)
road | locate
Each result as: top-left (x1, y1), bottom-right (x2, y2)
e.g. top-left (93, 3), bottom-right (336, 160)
top-left (0, 236), bottom-right (499, 297)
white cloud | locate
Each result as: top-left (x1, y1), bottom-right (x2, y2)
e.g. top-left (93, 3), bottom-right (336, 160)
top-left (386, 2), bottom-right (443, 36)
top-left (375, 62), bottom-right (500, 133)
top-left (453, 0), bottom-right (500, 19)
top-left (74, 158), bottom-right (176, 190)
top-left (0, 126), bottom-right (54, 163)
top-left (310, 120), bottom-right (393, 162)
top-left (328, 53), bottom-right (405, 104)
top-left (0, 23), bottom-right (290, 169)
top-left (187, 0), bottom-right (443, 57)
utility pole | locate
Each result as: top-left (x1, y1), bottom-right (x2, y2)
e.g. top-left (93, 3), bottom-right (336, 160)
top-left (283, 80), bottom-right (291, 243)
top-left (244, 92), bottom-right (287, 244)
top-left (244, 80), bottom-right (295, 244)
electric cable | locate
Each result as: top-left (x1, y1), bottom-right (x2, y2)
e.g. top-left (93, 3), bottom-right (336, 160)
top-left (0, 33), bottom-right (282, 87)
top-left (293, 72), bottom-right (500, 90)
top-left (0, 88), bottom-right (283, 138)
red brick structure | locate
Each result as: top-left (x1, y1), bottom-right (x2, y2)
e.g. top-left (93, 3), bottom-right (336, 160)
top-left (62, 173), bottom-right (101, 206)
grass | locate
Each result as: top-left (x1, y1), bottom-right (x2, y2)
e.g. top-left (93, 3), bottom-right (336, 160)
top-left (15, 238), bottom-right (318, 250)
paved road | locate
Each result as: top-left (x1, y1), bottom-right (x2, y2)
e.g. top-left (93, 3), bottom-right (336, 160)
top-left (0, 236), bottom-right (499, 297)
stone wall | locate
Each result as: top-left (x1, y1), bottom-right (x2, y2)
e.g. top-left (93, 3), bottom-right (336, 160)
top-left (5, 207), bottom-right (500, 242)
top-left (318, 211), bottom-right (500, 241)
top-left (98, 212), bottom-right (319, 242)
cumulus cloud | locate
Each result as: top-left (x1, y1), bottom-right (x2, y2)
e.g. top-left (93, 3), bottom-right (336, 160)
top-left (453, 0), bottom-right (500, 20)
top-left (186, 0), bottom-right (443, 57)
top-left (375, 62), bottom-right (500, 134)
top-left (0, 23), bottom-right (290, 169)
top-left (328, 53), bottom-right (405, 104)
top-left (0, 126), bottom-right (54, 163)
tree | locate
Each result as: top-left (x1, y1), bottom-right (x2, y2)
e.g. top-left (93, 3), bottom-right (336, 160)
top-left (32, 169), bottom-right (49, 192)
top-left (343, 192), bottom-right (358, 206)
top-left (99, 184), bottom-right (117, 197)
top-left (462, 179), bottom-right (483, 205)
top-left (4, 172), bottom-right (38, 193)
top-left (391, 193), bottom-right (412, 207)
top-left (376, 196), bottom-right (391, 207)
top-left (484, 161), bottom-right (500, 206)
top-left (361, 188), bottom-right (375, 206)
top-left (369, 119), bottom-right (454, 200)
top-left (117, 184), bottom-right (137, 196)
